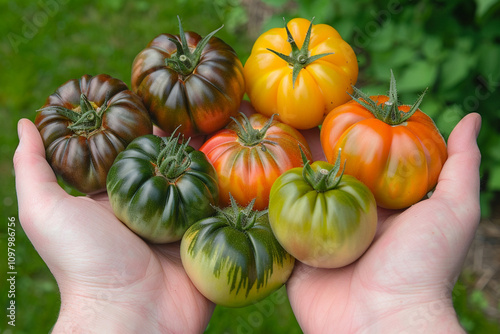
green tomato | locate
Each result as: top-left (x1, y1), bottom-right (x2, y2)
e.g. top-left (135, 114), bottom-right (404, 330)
top-left (106, 133), bottom-right (219, 243)
top-left (268, 151), bottom-right (377, 268)
top-left (180, 198), bottom-right (295, 307)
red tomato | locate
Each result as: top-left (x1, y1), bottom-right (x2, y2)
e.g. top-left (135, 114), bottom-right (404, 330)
top-left (200, 110), bottom-right (312, 210)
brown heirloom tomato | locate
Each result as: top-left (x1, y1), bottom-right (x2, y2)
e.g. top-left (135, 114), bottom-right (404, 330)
top-left (35, 74), bottom-right (153, 195)
top-left (200, 111), bottom-right (312, 210)
top-left (131, 17), bottom-right (245, 137)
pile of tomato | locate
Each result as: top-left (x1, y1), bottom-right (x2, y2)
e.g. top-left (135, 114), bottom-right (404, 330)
top-left (34, 16), bottom-right (447, 307)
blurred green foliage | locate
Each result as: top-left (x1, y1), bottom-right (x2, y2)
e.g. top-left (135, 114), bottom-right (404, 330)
top-left (1, 0), bottom-right (499, 333)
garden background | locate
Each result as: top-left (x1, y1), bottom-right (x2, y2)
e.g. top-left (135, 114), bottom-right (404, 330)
top-left (1, 0), bottom-right (499, 332)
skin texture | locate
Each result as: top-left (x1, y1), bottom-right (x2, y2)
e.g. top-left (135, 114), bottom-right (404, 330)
top-left (14, 100), bottom-right (480, 333)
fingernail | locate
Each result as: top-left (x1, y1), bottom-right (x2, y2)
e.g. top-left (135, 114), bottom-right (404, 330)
top-left (474, 114), bottom-right (482, 139)
top-left (17, 119), bottom-right (24, 140)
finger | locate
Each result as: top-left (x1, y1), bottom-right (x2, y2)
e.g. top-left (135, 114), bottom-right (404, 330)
top-left (433, 113), bottom-right (481, 207)
top-left (153, 125), bottom-right (168, 137)
top-left (14, 119), bottom-right (58, 185)
top-left (13, 119), bottom-right (66, 226)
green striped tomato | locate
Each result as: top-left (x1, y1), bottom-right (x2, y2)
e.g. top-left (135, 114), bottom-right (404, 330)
top-left (106, 133), bottom-right (219, 243)
top-left (180, 198), bottom-right (295, 307)
top-left (268, 151), bottom-right (377, 268)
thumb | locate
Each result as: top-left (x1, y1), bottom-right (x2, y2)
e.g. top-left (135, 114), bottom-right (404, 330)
top-left (434, 113), bottom-right (481, 203)
top-left (14, 119), bottom-right (58, 185)
top-left (432, 112), bottom-right (481, 236)
top-left (14, 119), bottom-right (67, 239)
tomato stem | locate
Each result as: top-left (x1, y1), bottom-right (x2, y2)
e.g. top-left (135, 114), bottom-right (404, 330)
top-left (301, 147), bottom-right (345, 192)
top-left (231, 112), bottom-right (276, 147)
top-left (266, 17), bottom-right (334, 88)
top-left (349, 70), bottom-right (428, 125)
top-left (157, 129), bottom-right (192, 180)
top-left (37, 93), bottom-right (110, 135)
top-left (215, 195), bottom-right (267, 232)
top-left (165, 16), bottom-right (224, 77)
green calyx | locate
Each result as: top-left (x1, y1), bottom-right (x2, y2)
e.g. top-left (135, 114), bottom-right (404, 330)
top-left (301, 147), bottom-right (345, 192)
top-left (215, 195), bottom-right (267, 232)
top-left (231, 112), bottom-right (277, 148)
top-left (156, 129), bottom-right (192, 180)
top-left (350, 70), bottom-right (428, 126)
top-left (267, 17), bottom-right (333, 88)
top-left (165, 15), bottom-right (223, 77)
top-left (37, 93), bottom-right (110, 135)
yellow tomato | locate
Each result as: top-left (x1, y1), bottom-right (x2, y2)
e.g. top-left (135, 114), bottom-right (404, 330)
top-left (243, 18), bottom-right (358, 130)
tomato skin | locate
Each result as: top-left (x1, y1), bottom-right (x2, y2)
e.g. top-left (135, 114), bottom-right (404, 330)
top-left (35, 74), bottom-right (153, 195)
top-left (180, 203), bottom-right (295, 307)
top-left (199, 113), bottom-right (312, 210)
top-left (106, 135), bottom-right (219, 243)
top-left (243, 18), bottom-right (358, 130)
top-left (269, 162), bottom-right (377, 269)
top-left (320, 95), bottom-right (448, 209)
top-left (131, 28), bottom-right (245, 137)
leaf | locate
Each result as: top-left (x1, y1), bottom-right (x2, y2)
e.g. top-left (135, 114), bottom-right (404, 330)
top-left (369, 22), bottom-right (396, 52)
top-left (487, 165), bottom-right (500, 191)
top-left (417, 95), bottom-right (442, 119)
top-left (397, 61), bottom-right (438, 93)
top-left (470, 290), bottom-right (489, 310)
top-left (390, 46), bottom-right (417, 67)
top-left (440, 51), bottom-right (472, 90)
top-left (422, 36), bottom-right (443, 62)
top-left (477, 43), bottom-right (500, 85)
top-left (475, 0), bottom-right (500, 19)
top-left (436, 105), bottom-right (464, 139)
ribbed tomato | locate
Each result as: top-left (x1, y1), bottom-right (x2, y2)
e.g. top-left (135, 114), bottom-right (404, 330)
top-left (35, 74), bottom-right (152, 194)
top-left (199, 111), bottom-right (312, 210)
top-left (181, 197), bottom-right (294, 307)
top-left (131, 16), bottom-right (245, 137)
top-left (106, 133), bottom-right (219, 243)
top-left (320, 72), bottom-right (447, 209)
top-left (268, 150), bottom-right (377, 268)
top-left (244, 17), bottom-right (358, 130)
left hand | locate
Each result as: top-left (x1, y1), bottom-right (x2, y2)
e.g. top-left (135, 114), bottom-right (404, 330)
top-left (14, 118), bottom-right (214, 333)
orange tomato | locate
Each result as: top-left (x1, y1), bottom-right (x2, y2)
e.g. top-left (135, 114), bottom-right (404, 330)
top-left (243, 18), bottom-right (358, 130)
top-left (320, 73), bottom-right (447, 209)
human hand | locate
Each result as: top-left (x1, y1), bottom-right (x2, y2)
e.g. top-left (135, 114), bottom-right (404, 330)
top-left (14, 119), bottom-right (214, 333)
top-left (287, 113), bottom-right (481, 333)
